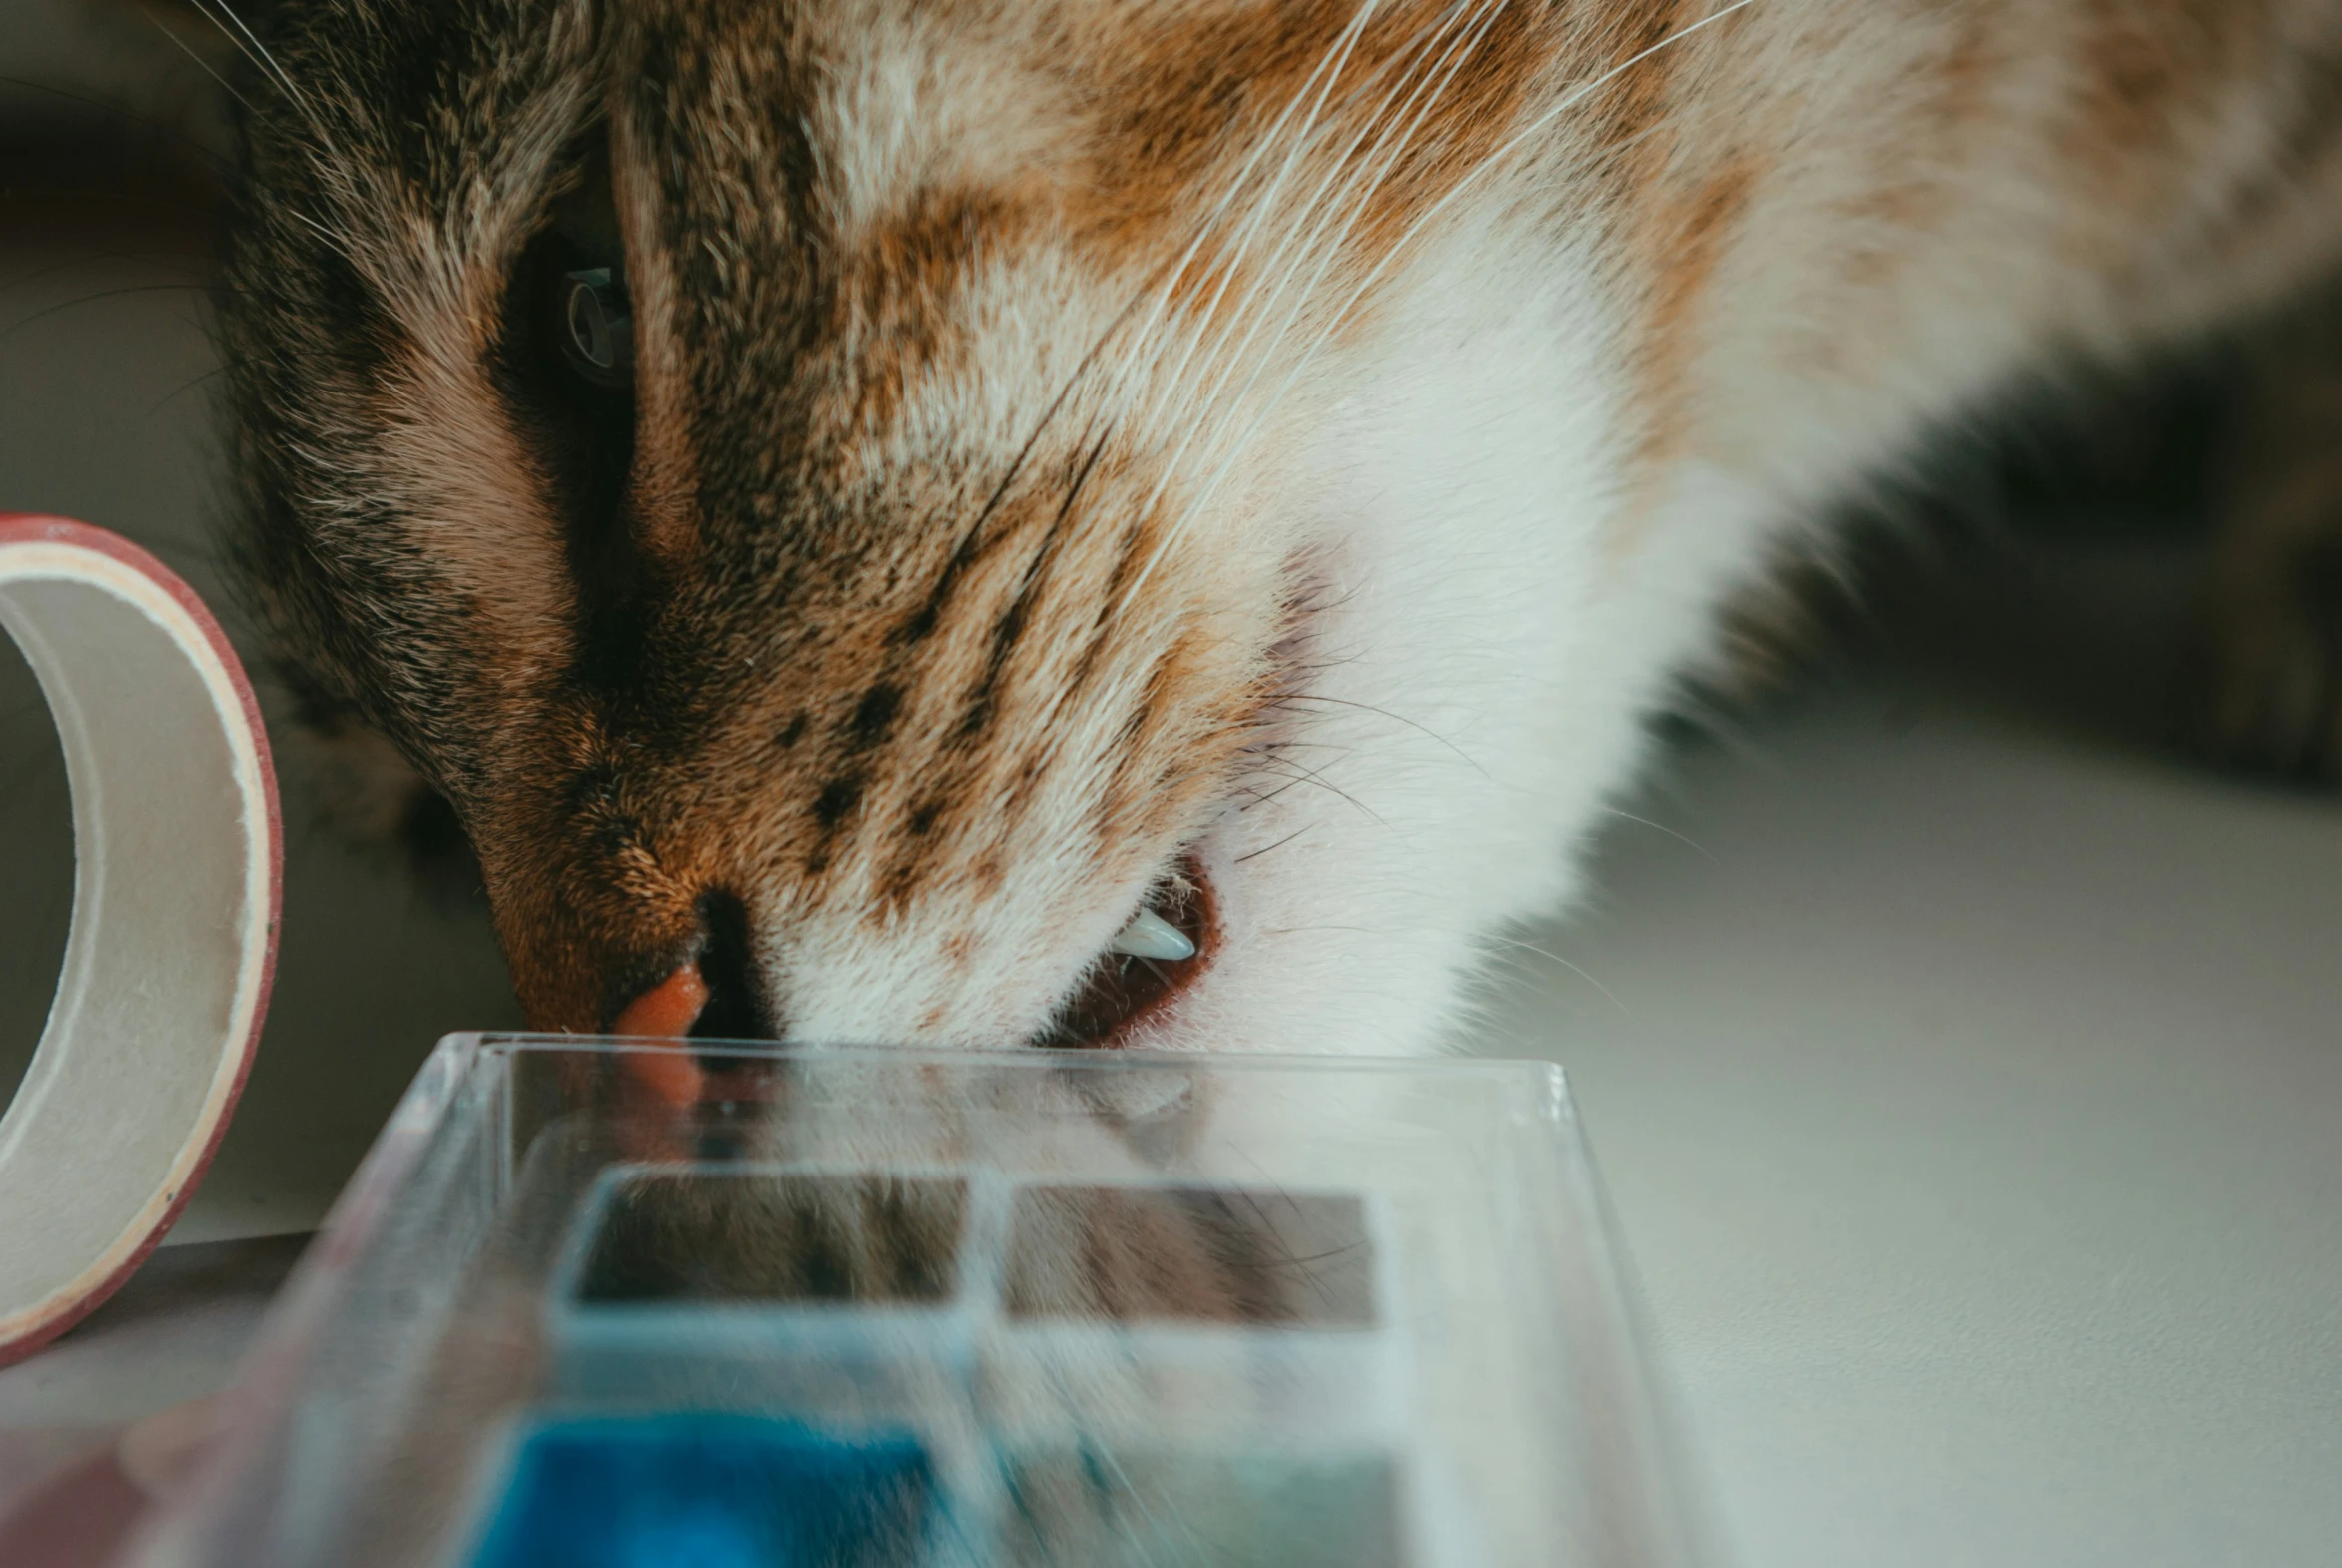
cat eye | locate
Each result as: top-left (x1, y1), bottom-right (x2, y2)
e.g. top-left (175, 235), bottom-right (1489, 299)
top-left (500, 131), bottom-right (644, 686)
top-left (559, 266), bottom-right (633, 388)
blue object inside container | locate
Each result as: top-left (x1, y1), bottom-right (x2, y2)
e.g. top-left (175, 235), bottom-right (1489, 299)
top-left (468, 1414), bottom-right (936, 1568)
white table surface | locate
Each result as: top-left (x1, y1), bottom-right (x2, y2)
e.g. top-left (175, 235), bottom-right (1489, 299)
top-left (1474, 576), bottom-right (2342, 1567)
top-left (4, 187), bottom-right (2338, 1565)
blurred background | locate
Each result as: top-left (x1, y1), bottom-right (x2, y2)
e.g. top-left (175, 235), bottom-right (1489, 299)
top-left (0, 0), bottom-right (523, 1248)
top-left (1, 4), bottom-right (2337, 1566)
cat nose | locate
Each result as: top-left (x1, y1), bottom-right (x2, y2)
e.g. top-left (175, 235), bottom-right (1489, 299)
top-left (607, 891), bottom-right (776, 1041)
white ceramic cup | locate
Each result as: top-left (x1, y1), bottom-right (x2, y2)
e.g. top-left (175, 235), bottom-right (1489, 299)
top-left (0, 516), bottom-right (280, 1365)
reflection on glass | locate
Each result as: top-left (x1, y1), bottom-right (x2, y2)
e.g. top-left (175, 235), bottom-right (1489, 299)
top-left (1000, 1446), bottom-right (1405, 1568)
top-left (576, 1173), bottom-right (968, 1306)
top-left (1003, 1186), bottom-right (1376, 1328)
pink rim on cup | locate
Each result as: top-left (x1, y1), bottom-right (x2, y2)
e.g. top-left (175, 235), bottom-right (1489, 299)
top-left (0, 516), bottom-right (280, 1365)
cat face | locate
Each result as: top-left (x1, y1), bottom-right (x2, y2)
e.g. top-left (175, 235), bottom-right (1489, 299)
top-left (221, 0), bottom-right (1640, 1051)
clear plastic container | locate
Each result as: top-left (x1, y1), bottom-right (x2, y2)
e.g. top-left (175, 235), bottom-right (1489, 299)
top-left (128, 1036), bottom-right (1702, 1568)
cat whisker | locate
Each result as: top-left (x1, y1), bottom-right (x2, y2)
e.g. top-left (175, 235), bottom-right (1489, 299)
top-left (1135, 0), bottom-right (1764, 614)
top-left (146, 343), bottom-right (350, 415)
top-left (1175, 0), bottom-right (1508, 451)
top-left (984, 0), bottom-right (1398, 534)
top-left (1238, 737), bottom-right (1358, 757)
top-left (1121, 0), bottom-right (1478, 451)
top-left (1270, 692), bottom-right (1489, 775)
top-left (1233, 824), bottom-right (1313, 863)
top-left (1107, 0), bottom-right (1408, 376)
top-left (132, 7), bottom-right (256, 117)
top-left (1593, 805), bottom-right (1723, 865)
top-left (0, 74), bottom-right (233, 175)
top-left (0, 251), bottom-right (216, 301)
top-left (1126, 0), bottom-right (1517, 612)
top-left (1111, 0), bottom-right (1390, 432)
top-left (164, 2), bottom-right (372, 269)
top-left (1480, 932), bottom-right (1638, 1023)
top-left (1267, 0), bottom-right (1768, 407)
top-left (1076, 0), bottom-right (1504, 503)
top-left (0, 282), bottom-right (240, 345)
top-left (179, 0), bottom-right (316, 122)
top-left (981, 0), bottom-right (1482, 712)
top-left (1237, 754), bottom-right (1384, 824)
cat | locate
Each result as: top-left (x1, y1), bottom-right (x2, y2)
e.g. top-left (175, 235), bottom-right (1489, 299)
top-left (199, 0), bottom-right (2342, 1059)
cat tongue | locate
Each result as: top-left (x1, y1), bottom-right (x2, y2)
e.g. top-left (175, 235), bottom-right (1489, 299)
top-left (611, 965), bottom-right (710, 1107)
top-left (614, 963), bottom-right (710, 1039)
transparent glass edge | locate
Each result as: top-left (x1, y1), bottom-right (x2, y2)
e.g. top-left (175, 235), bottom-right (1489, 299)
top-left (1544, 1091), bottom-right (1717, 1568)
top-left (473, 1032), bottom-right (1571, 1091)
top-left (123, 1033), bottom-right (490, 1568)
top-left (131, 1036), bottom-right (1678, 1568)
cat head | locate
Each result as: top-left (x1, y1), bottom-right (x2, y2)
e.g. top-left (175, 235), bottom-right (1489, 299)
top-left (219, 0), bottom-right (1619, 1052)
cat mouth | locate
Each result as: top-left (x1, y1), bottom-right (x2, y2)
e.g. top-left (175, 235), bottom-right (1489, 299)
top-left (608, 857), bottom-right (1219, 1052)
top-left (1042, 856), bottom-right (1218, 1049)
